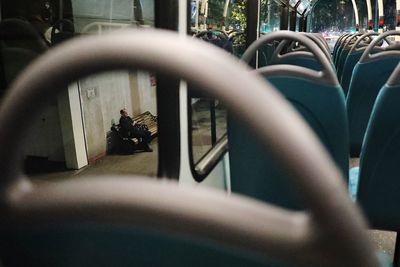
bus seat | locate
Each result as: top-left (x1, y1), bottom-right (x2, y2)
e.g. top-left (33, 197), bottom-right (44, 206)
top-left (340, 33), bottom-right (379, 95)
top-left (268, 32), bottom-right (334, 72)
top-left (257, 39), bottom-right (278, 67)
top-left (0, 29), bottom-right (382, 267)
top-left (0, 224), bottom-right (275, 267)
top-left (349, 62), bottom-right (400, 266)
top-left (334, 34), bottom-right (352, 67)
top-left (333, 34), bottom-right (349, 61)
top-left (340, 49), bottom-right (363, 95)
top-left (336, 33), bottom-right (363, 80)
top-left (268, 38), bottom-right (323, 71)
top-left (311, 33), bottom-right (331, 52)
top-left (272, 51), bottom-right (322, 71)
top-left (0, 19), bottom-right (47, 87)
top-left (301, 32), bottom-right (332, 62)
top-left (234, 31), bottom-right (348, 210)
top-left (354, 62), bottom-right (400, 231)
top-left (1, 47), bottom-right (38, 84)
top-left (229, 77), bottom-right (348, 209)
top-left (347, 30), bottom-right (400, 157)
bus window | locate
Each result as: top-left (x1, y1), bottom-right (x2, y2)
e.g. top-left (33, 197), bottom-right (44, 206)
top-left (188, 0), bottom-right (247, 182)
top-left (229, 0), bottom-right (247, 57)
top-left (310, 0), bottom-right (356, 51)
top-left (189, 92), bottom-right (227, 179)
top-left (258, 0), bottom-right (281, 66)
top-left (260, 0), bottom-right (281, 33)
top-left (383, 0), bottom-right (397, 30)
top-left (1, 0), bottom-right (158, 180)
top-left (190, 0), bottom-right (247, 56)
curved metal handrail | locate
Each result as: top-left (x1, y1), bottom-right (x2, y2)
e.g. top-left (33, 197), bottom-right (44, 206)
top-left (360, 30), bottom-right (400, 63)
top-left (349, 32), bottom-right (379, 54)
top-left (241, 31), bottom-right (338, 85)
top-left (0, 29), bottom-right (379, 267)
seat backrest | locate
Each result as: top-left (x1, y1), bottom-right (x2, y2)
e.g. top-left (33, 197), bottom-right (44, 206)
top-left (1, 47), bottom-right (38, 84)
top-left (334, 34), bottom-right (352, 66)
top-left (1, 223), bottom-right (278, 267)
top-left (333, 34), bottom-right (349, 59)
top-left (268, 34), bottom-right (333, 72)
top-left (336, 33), bottom-right (363, 80)
top-left (257, 41), bottom-right (276, 67)
top-left (0, 19), bottom-right (47, 86)
top-left (0, 29), bottom-right (381, 267)
top-left (272, 50), bottom-right (322, 71)
top-left (340, 32), bottom-right (379, 95)
top-left (302, 33), bottom-right (332, 61)
top-left (356, 62), bottom-right (400, 231)
top-left (347, 30), bottom-right (400, 157)
top-left (332, 34), bottom-right (345, 62)
top-left (233, 31), bottom-right (348, 210)
top-left (309, 33), bottom-right (330, 51)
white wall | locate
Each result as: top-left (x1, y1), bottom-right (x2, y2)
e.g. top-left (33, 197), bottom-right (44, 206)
top-left (137, 71), bottom-right (157, 115)
top-left (79, 71), bottom-right (132, 161)
top-left (23, 95), bottom-right (65, 162)
top-left (78, 70), bottom-right (156, 162)
top-left (58, 83), bottom-right (88, 169)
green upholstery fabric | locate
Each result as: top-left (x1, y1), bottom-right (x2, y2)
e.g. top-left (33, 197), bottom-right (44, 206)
top-left (340, 48), bottom-right (381, 96)
top-left (272, 55), bottom-right (322, 71)
top-left (1, 224), bottom-right (391, 267)
top-left (357, 84), bottom-right (400, 231)
top-left (258, 43), bottom-right (275, 67)
top-left (336, 47), bottom-right (351, 80)
top-left (340, 50), bottom-right (364, 95)
top-left (0, 224), bottom-right (283, 267)
top-left (333, 35), bottom-right (347, 62)
top-left (229, 77), bottom-right (348, 210)
top-left (332, 38), bottom-right (340, 59)
top-left (347, 57), bottom-right (400, 157)
top-left (334, 42), bottom-right (346, 66)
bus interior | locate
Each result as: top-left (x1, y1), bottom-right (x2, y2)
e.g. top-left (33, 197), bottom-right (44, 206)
top-left (0, 0), bottom-right (400, 266)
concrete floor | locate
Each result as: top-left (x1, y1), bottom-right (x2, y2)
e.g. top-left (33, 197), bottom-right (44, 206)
top-left (29, 138), bottom-right (158, 183)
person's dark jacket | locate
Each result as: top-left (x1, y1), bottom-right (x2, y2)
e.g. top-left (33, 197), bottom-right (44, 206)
top-left (119, 115), bottom-right (135, 137)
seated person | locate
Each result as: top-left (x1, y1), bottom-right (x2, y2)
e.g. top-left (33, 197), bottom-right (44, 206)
top-left (119, 108), bottom-right (153, 152)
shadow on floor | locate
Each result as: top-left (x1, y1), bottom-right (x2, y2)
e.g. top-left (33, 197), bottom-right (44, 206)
top-left (24, 156), bottom-right (67, 175)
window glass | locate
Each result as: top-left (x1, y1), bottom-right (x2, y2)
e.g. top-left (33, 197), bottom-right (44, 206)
top-left (310, 0), bottom-right (355, 51)
top-left (1, 0), bottom-right (158, 180)
top-left (259, 0), bottom-right (281, 66)
top-left (190, 97), bottom-right (227, 164)
top-left (356, 0), bottom-right (367, 31)
top-left (383, 0), bottom-right (396, 30)
top-left (296, 16), bottom-right (301, 31)
top-left (188, 0), bottom-right (241, 180)
top-left (227, 0), bottom-right (247, 57)
top-left (260, 0), bottom-right (281, 33)
top-left (297, 2), bottom-right (306, 14)
top-left (190, 0), bottom-right (247, 57)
